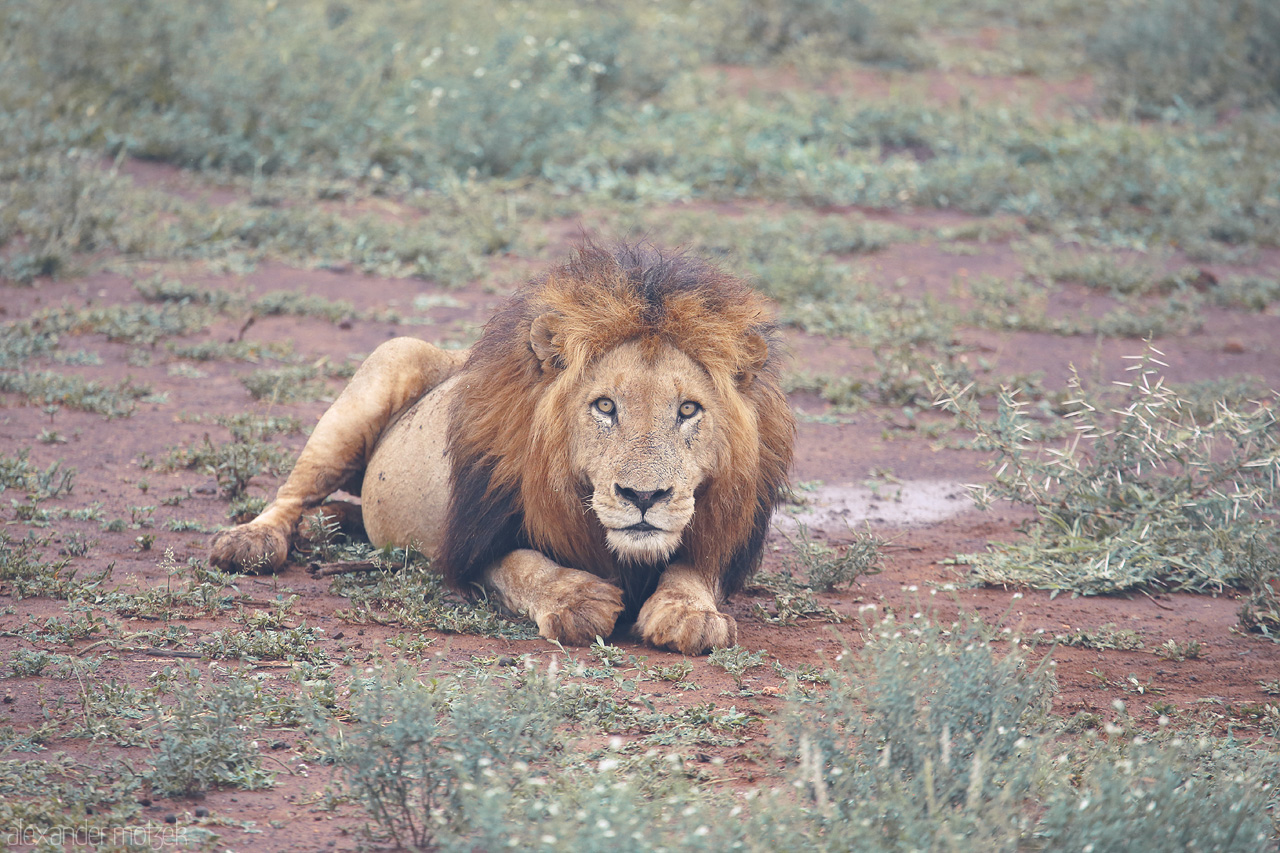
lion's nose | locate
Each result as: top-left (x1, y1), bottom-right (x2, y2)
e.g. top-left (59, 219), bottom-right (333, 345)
top-left (614, 485), bottom-right (672, 513)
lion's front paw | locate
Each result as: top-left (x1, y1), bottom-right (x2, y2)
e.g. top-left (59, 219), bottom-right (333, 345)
top-left (635, 591), bottom-right (737, 655)
top-left (210, 523), bottom-right (290, 574)
top-left (533, 572), bottom-right (625, 646)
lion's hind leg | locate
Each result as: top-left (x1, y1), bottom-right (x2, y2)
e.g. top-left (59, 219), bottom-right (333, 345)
top-left (210, 338), bottom-right (465, 573)
top-left (296, 500), bottom-right (365, 548)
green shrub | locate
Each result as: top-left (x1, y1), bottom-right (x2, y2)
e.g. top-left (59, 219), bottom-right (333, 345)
top-left (1091, 0), bottom-right (1280, 114)
top-left (0, 154), bottom-right (130, 283)
top-left (935, 348), bottom-right (1280, 595)
top-left (771, 610), bottom-right (1055, 852)
top-left (147, 674), bottom-right (275, 797)
top-left (455, 770), bottom-right (734, 853)
top-left (1040, 740), bottom-right (1276, 852)
top-left (318, 668), bottom-right (560, 850)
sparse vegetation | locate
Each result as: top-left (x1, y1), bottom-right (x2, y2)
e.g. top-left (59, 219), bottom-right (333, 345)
top-left (330, 549), bottom-right (537, 640)
top-left (1091, 0), bottom-right (1280, 115)
top-left (147, 672), bottom-right (277, 797)
top-left (779, 523), bottom-right (885, 591)
top-left (2, 1), bottom-right (1279, 848)
top-left (159, 415), bottom-right (297, 498)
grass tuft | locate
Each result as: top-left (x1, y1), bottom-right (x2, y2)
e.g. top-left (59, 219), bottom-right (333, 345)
top-left (934, 347), bottom-right (1280, 595)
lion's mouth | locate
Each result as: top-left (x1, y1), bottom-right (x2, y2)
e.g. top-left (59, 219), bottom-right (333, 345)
top-left (621, 521), bottom-right (662, 534)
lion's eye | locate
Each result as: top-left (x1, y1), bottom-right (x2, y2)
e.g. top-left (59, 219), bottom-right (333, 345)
top-left (593, 397), bottom-right (616, 416)
top-left (678, 401), bottom-right (701, 419)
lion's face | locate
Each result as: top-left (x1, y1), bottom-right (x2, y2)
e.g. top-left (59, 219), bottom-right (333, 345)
top-left (568, 341), bottom-right (724, 564)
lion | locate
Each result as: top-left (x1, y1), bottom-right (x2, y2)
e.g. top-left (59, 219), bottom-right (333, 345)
top-left (210, 243), bottom-right (795, 654)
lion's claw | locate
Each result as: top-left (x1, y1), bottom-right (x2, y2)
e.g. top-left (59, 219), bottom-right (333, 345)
top-left (635, 592), bottom-right (737, 655)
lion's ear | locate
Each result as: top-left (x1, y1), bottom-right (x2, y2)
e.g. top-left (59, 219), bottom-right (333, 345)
top-left (736, 330), bottom-right (770, 388)
top-left (529, 312), bottom-right (565, 372)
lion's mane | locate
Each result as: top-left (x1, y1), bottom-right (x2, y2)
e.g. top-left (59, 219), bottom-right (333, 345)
top-left (440, 243), bottom-right (794, 616)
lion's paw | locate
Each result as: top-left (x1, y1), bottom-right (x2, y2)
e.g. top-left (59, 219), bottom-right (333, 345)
top-left (209, 523), bottom-right (290, 574)
top-left (635, 592), bottom-right (737, 655)
top-left (533, 573), bottom-right (625, 646)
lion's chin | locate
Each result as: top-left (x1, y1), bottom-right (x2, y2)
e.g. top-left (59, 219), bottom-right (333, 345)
top-left (605, 527), bottom-right (683, 565)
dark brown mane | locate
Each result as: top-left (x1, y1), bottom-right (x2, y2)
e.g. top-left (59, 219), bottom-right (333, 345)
top-left (439, 243), bottom-right (794, 612)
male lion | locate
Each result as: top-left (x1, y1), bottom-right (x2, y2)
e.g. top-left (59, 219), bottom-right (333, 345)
top-left (210, 243), bottom-right (795, 654)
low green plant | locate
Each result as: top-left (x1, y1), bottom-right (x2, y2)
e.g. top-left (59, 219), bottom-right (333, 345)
top-left (1057, 623), bottom-right (1145, 652)
top-left (1154, 639), bottom-right (1205, 661)
top-left (1210, 274), bottom-right (1280, 312)
top-left (780, 523), bottom-right (884, 591)
top-left (197, 625), bottom-right (327, 664)
top-left (147, 672), bottom-right (276, 797)
top-left (330, 548), bottom-right (536, 640)
top-left (0, 530), bottom-right (78, 598)
top-left (457, 769), bottom-right (736, 853)
top-left (0, 449), bottom-right (74, 499)
top-left (1238, 544), bottom-right (1280, 641)
top-left (0, 154), bottom-right (132, 283)
top-left (92, 551), bottom-right (242, 619)
top-left (774, 610), bottom-right (1055, 851)
top-left (934, 348), bottom-right (1280, 595)
top-left (1039, 739), bottom-right (1276, 852)
top-left (707, 645), bottom-right (767, 691)
top-left (161, 426), bottom-right (294, 500)
top-left (240, 364), bottom-right (331, 404)
top-left (318, 667), bottom-right (561, 850)
top-left (0, 755), bottom-right (147, 844)
top-left (0, 370), bottom-right (152, 418)
top-left (704, 0), bottom-right (925, 69)
top-left (6, 648), bottom-right (77, 678)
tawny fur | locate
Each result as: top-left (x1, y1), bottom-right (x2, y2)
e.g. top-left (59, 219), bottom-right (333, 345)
top-left (211, 243), bottom-right (795, 654)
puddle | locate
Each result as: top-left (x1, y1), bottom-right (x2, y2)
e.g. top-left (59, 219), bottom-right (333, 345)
top-left (774, 480), bottom-right (974, 534)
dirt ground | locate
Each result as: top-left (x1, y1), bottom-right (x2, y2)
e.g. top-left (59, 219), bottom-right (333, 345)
top-left (3, 72), bottom-right (1280, 851)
